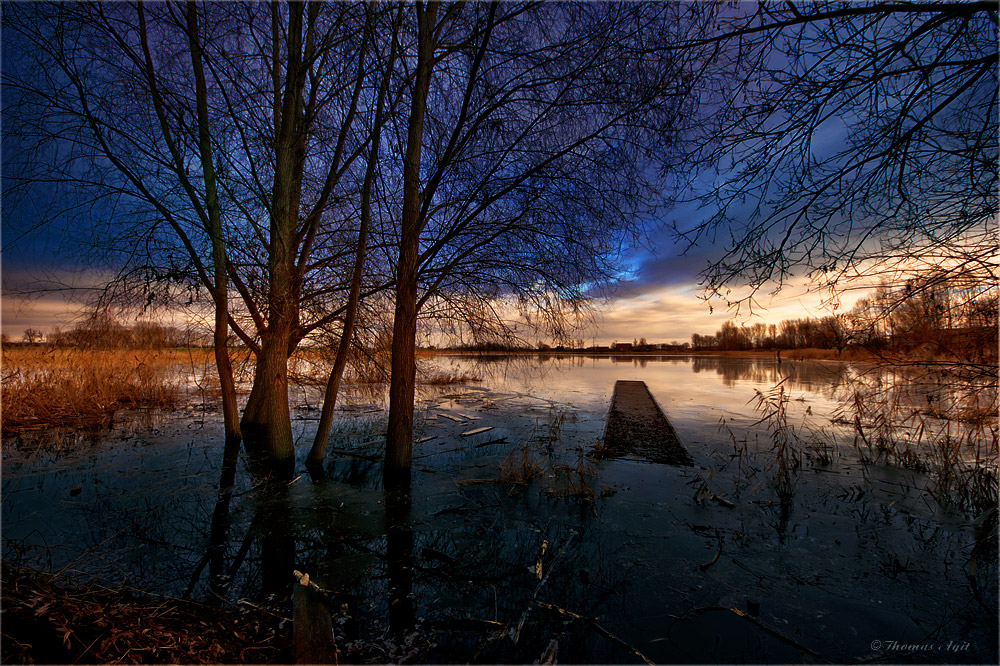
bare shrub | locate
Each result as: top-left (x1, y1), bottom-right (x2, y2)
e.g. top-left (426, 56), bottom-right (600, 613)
top-left (748, 382), bottom-right (802, 502)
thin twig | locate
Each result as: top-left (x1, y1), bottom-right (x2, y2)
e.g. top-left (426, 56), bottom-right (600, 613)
top-left (693, 606), bottom-right (827, 661)
top-left (535, 600), bottom-right (655, 665)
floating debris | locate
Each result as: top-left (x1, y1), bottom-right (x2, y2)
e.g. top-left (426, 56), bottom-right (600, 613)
top-left (461, 426), bottom-right (494, 437)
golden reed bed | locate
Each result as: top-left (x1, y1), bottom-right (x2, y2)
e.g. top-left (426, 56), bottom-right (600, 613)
top-left (1, 347), bottom-right (213, 436)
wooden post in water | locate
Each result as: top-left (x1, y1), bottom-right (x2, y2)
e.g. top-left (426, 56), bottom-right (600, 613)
top-left (292, 570), bottom-right (337, 664)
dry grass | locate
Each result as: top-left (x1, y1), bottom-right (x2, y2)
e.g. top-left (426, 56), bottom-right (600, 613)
top-left (546, 446), bottom-right (596, 501)
top-left (420, 370), bottom-right (483, 386)
top-left (748, 381), bottom-right (802, 502)
top-left (498, 439), bottom-right (544, 485)
top-left (1, 563), bottom-right (290, 664)
top-left (1, 348), bottom-right (191, 436)
top-left (498, 413), bottom-right (598, 501)
top-left (738, 361), bottom-right (998, 514)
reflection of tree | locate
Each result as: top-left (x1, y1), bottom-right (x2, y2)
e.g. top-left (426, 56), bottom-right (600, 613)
top-left (256, 484), bottom-right (295, 601)
top-left (185, 439), bottom-right (240, 599)
top-left (384, 486), bottom-right (414, 637)
top-left (283, 491), bottom-right (642, 663)
top-left (180, 449), bottom-right (300, 608)
top-left (691, 356), bottom-right (846, 393)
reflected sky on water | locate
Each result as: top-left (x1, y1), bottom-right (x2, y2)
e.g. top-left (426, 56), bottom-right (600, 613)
top-left (3, 355), bottom-right (996, 663)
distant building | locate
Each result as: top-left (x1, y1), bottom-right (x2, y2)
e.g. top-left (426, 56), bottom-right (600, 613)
top-left (614, 342), bottom-right (632, 352)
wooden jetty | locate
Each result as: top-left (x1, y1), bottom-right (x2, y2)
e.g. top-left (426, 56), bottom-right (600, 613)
top-left (601, 380), bottom-right (693, 465)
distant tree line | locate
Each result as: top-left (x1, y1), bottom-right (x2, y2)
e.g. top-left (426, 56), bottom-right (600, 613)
top-left (692, 273), bottom-right (998, 358)
top-left (691, 318), bottom-right (847, 352)
top-left (5, 316), bottom-right (206, 350)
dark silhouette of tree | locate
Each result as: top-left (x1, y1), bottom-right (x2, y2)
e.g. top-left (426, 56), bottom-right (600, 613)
top-left (379, 1), bottom-right (703, 482)
top-left (676, 2), bottom-right (996, 318)
top-left (3, 2), bottom-right (386, 474)
top-left (306, 3), bottom-right (404, 469)
top-left (21, 328), bottom-right (44, 345)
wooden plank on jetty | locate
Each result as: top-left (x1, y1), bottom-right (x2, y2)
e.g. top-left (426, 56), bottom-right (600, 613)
top-left (601, 380), bottom-right (693, 465)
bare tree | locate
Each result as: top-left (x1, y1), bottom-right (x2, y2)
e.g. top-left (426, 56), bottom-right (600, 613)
top-left (4, 2), bottom-right (387, 474)
top-left (378, 1), bottom-right (704, 482)
top-left (674, 2), bottom-right (996, 315)
top-left (306, 3), bottom-right (404, 469)
top-left (674, 2), bottom-right (997, 511)
top-left (21, 328), bottom-right (44, 345)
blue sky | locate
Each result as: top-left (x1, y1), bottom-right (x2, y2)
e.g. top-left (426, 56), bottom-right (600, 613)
top-left (8, 1), bottom-right (949, 346)
top-left (1, 173), bottom-right (860, 345)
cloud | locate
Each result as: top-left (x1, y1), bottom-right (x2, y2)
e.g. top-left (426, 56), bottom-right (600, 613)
top-left (582, 274), bottom-right (872, 346)
top-left (1, 293), bottom-right (89, 337)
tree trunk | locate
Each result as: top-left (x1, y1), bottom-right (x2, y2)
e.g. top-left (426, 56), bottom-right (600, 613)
top-left (385, 1), bottom-right (438, 487)
top-left (307, 316), bottom-right (356, 470)
top-left (236, 0), bottom-right (307, 478)
top-left (260, 324), bottom-right (296, 476)
top-left (386, 269), bottom-right (419, 483)
top-left (185, 3), bottom-right (241, 451)
top-left (308, 7), bottom-right (398, 469)
top-left (241, 354), bottom-right (268, 431)
top-left (239, 288), bottom-right (296, 477)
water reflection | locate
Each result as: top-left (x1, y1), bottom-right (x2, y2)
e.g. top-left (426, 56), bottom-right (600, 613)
top-left (257, 483), bottom-right (295, 601)
top-left (3, 355), bottom-right (996, 664)
top-left (184, 438), bottom-right (240, 600)
top-left (453, 352), bottom-right (852, 403)
top-left (385, 485), bottom-right (415, 637)
top-left (688, 355), bottom-right (849, 391)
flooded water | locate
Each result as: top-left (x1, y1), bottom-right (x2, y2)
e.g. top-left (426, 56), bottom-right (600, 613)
top-left (3, 354), bottom-right (997, 663)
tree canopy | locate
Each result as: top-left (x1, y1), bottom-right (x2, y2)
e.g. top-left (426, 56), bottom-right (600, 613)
top-left (677, 1), bottom-right (997, 314)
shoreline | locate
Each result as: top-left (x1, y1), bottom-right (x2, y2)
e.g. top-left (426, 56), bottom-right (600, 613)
top-left (417, 347), bottom-right (915, 363)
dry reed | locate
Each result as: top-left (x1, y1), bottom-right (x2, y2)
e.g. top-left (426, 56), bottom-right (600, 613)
top-left (840, 364), bottom-right (998, 513)
top-left (1, 348), bottom-right (186, 436)
top-left (739, 361), bottom-right (998, 514)
top-left (498, 413), bottom-right (598, 501)
top-left (748, 381), bottom-right (802, 502)
top-left (420, 370), bottom-right (483, 386)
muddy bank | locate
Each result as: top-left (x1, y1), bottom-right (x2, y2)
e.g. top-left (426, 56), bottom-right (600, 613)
top-left (1, 563), bottom-right (291, 664)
